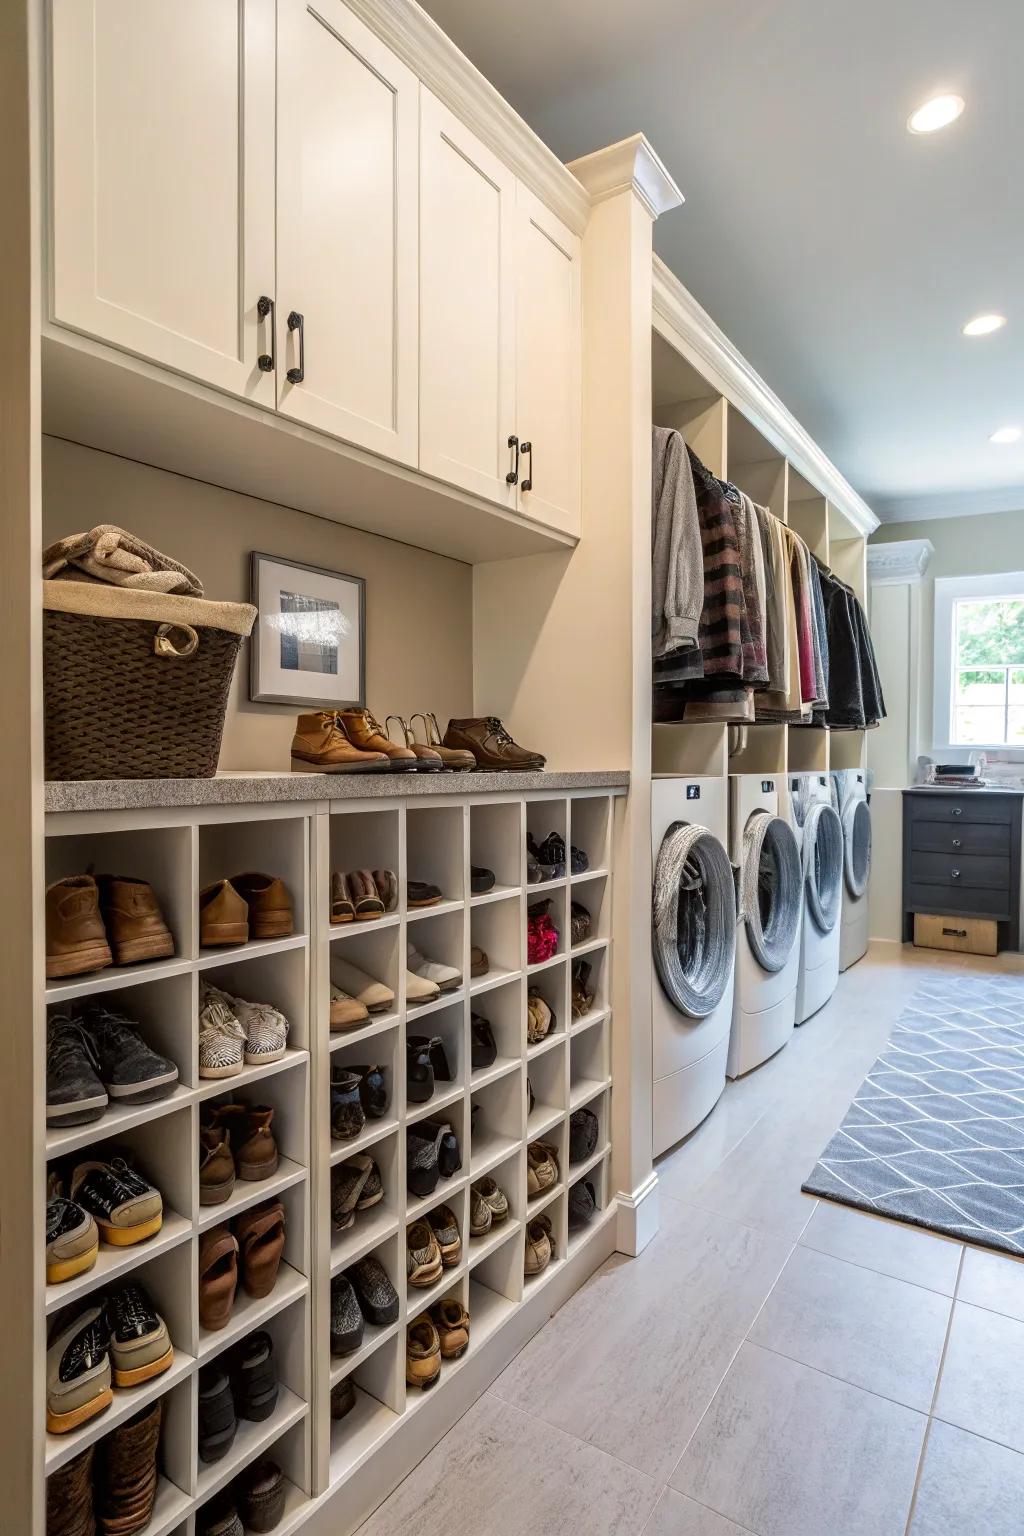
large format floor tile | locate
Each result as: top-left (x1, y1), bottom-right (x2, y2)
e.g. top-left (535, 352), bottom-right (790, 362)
top-left (934, 1300), bottom-right (1024, 1452)
top-left (799, 1199), bottom-right (962, 1295)
top-left (492, 1198), bottom-right (792, 1482)
top-left (356, 1392), bottom-right (659, 1536)
top-left (670, 1342), bottom-right (927, 1536)
top-left (643, 1488), bottom-right (754, 1536)
top-left (957, 1245), bottom-right (1024, 1322)
top-left (748, 1245), bottom-right (952, 1411)
top-left (910, 1419), bottom-right (1024, 1535)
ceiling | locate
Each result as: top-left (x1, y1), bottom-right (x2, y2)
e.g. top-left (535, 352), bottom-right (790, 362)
top-left (419, 0), bottom-right (1024, 522)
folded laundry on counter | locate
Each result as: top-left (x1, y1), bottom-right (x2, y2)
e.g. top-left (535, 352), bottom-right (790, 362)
top-left (42, 523), bottom-right (203, 595)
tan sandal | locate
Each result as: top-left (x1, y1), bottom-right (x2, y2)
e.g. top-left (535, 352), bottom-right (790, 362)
top-left (235, 1199), bottom-right (285, 1298)
top-left (198, 1225), bottom-right (238, 1330)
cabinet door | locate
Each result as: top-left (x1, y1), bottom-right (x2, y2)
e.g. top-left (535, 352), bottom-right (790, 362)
top-left (276, 0), bottom-right (418, 465)
top-left (515, 186), bottom-right (582, 537)
top-left (50, 0), bottom-right (276, 405)
top-left (419, 91), bottom-right (517, 506)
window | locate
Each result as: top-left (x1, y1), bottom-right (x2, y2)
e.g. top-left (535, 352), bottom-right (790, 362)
top-left (934, 573), bottom-right (1024, 750)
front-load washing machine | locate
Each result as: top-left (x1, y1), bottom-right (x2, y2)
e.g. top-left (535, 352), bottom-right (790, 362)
top-left (832, 768), bottom-right (871, 971)
top-left (726, 774), bottom-right (802, 1079)
top-left (783, 773), bottom-right (844, 1023)
top-left (651, 776), bottom-right (737, 1154)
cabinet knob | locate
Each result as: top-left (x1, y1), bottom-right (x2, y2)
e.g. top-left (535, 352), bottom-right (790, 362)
top-left (951, 868), bottom-right (961, 879)
top-left (952, 838), bottom-right (961, 848)
top-left (951, 807), bottom-right (962, 816)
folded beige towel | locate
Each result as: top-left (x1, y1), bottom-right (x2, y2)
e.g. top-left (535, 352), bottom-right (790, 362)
top-left (42, 524), bottom-right (203, 596)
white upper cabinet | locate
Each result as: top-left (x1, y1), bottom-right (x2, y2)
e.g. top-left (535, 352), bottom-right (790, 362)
top-left (276, 0), bottom-right (419, 464)
top-left (49, 0), bottom-right (276, 405)
top-left (418, 91), bottom-right (518, 508)
top-left (515, 187), bottom-right (582, 537)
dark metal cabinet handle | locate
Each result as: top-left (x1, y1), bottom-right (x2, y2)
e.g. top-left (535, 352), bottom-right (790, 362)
top-left (521, 440), bottom-right (533, 492)
top-left (257, 296), bottom-right (275, 372)
top-left (952, 838), bottom-right (961, 848)
top-left (286, 311), bottom-right (305, 384)
top-left (951, 868), bottom-right (961, 879)
top-left (506, 435), bottom-right (519, 485)
top-left (951, 807), bottom-right (962, 816)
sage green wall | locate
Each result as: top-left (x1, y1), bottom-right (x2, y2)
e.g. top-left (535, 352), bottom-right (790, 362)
top-left (870, 506), bottom-right (1024, 758)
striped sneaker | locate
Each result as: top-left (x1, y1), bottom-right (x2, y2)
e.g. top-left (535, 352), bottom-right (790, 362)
top-left (199, 982), bottom-right (247, 1078)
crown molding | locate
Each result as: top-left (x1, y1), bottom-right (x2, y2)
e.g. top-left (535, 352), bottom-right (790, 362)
top-left (866, 539), bottom-right (934, 585)
top-left (567, 134), bottom-right (684, 221)
top-left (341, 0), bottom-right (591, 235)
top-left (651, 256), bottom-right (878, 538)
top-left (873, 484), bottom-right (1024, 524)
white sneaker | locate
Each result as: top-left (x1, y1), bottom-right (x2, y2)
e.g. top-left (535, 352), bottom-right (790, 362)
top-left (198, 981), bottom-right (247, 1078)
top-left (230, 995), bottom-right (289, 1064)
top-left (407, 941), bottom-right (462, 992)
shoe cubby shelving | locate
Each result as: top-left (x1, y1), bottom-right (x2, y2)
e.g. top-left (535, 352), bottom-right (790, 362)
top-left (43, 803), bottom-right (315, 1532)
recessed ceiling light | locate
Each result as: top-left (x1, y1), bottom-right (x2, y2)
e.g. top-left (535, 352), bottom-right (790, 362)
top-left (963, 313), bottom-right (1007, 337)
top-left (989, 426), bottom-right (1022, 445)
top-left (907, 94), bottom-right (965, 134)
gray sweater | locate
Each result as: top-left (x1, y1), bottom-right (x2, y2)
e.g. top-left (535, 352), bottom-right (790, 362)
top-left (651, 426), bottom-right (703, 658)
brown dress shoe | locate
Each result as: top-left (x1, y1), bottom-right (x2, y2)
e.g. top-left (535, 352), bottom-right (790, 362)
top-left (207, 1103), bottom-right (278, 1180)
top-left (96, 875), bottom-right (175, 966)
top-left (228, 873), bottom-right (293, 940)
top-left (337, 707), bottom-right (419, 770)
top-left (235, 1199), bottom-right (286, 1298)
top-left (199, 879), bottom-right (249, 947)
top-left (290, 711), bottom-right (390, 773)
top-left (46, 875), bottom-right (112, 979)
top-left (199, 1124), bottom-right (236, 1206)
top-left (46, 1442), bottom-right (96, 1536)
top-left (442, 716), bottom-right (545, 771)
top-left (96, 1399), bottom-right (162, 1536)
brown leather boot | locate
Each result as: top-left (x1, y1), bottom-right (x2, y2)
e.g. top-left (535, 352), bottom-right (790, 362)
top-left (96, 876), bottom-right (174, 966)
top-left (199, 1123), bottom-right (236, 1205)
top-left (46, 1442), bottom-right (96, 1536)
top-left (199, 879), bottom-right (249, 947)
top-left (97, 1399), bottom-right (162, 1536)
top-left (209, 1102), bottom-right (278, 1181)
top-left (443, 716), bottom-right (545, 771)
top-left (46, 876), bottom-right (112, 980)
top-left (337, 707), bottom-right (419, 770)
top-left (290, 711), bottom-right (389, 773)
top-left (227, 873), bottom-right (293, 940)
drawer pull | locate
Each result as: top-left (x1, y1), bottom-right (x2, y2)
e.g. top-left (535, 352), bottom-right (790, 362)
top-left (952, 838), bottom-right (961, 848)
top-left (951, 868), bottom-right (961, 879)
top-left (943, 927), bottom-right (968, 938)
top-left (952, 807), bottom-right (962, 817)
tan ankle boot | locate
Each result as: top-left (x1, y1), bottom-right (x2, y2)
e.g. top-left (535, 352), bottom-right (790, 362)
top-left (337, 707), bottom-right (419, 770)
top-left (290, 711), bottom-right (389, 773)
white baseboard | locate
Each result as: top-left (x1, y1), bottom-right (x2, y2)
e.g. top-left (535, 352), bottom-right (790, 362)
top-left (615, 1169), bottom-right (659, 1255)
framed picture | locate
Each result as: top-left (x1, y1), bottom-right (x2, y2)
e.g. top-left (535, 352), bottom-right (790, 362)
top-left (249, 552), bottom-right (365, 708)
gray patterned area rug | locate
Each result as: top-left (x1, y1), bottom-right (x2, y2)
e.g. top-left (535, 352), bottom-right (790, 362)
top-left (803, 974), bottom-right (1024, 1256)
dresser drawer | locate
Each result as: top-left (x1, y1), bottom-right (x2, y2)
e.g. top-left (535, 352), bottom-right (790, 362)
top-left (910, 850), bottom-right (1011, 889)
top-left (905, 793), bottom-right (1014, 826)
top-left (908, 883), bottom-right (1012, 920)
top-left (911, 820), bottom-right (1012, 856)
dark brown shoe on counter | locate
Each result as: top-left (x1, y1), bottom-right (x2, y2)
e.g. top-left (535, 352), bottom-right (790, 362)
top-left (96, 1398), bottom-right (162, 1536)
top-left (337, 707), bottom-right (419, 770)
top-left (443, 717), bottom-right (545, 771)
top-left (97, 875), bottom-right (174, 966)
top-left (46, 1442), bottom-right (96, 1536)
top-left (290, 711), bottom-right (390, 774)
top-left (228, 872), bottom-right (293, 940)
top-left (46, 875), bottom-right (112, 980)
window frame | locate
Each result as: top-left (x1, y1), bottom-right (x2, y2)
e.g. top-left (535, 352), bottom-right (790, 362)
top-left (933, 571), bottom-right (1024, 752)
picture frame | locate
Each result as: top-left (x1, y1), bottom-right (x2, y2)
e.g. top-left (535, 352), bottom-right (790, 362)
top-left (249, 551), bottom-right (365, 708)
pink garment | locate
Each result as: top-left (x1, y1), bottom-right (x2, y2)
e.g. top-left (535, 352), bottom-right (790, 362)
top-left (790, 535), bottom-right (817, 704)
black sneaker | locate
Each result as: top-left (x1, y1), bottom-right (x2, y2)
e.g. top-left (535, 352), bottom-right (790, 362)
top-left (230, 1330), bottom-right (278, 1422)
top-left (330, 1276), bottom-right (364, 1356)
top-left (47, 1012), bottom-right (108, 1127)
top-left (470, 865), bottom-right (496, 894)
top-left (46, 1192), bottom-right (99, 1285)
top-left (105, 1282), bottom-right (173, 1387)
top-left (526, 833), bottom-right (561, 881)
top-left (46, 1304), bottom-right (112, 1434)
top-left (198, 1362), bottom-right (237, 1463)
top-left (81, 1002), bottom-right (179, 1104)
top-left (537, 832), bottom-right (588, 876)
top-left (70, 1156), bottom-right (163, 1246)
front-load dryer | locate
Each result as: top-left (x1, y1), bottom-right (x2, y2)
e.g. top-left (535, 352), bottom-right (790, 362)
top-left (784, 774), bottom-right (843, 1023)
top-left (832, 769), bottom-right (871, 971)
top-left (652, 776), bottom-right (737, 1155)
top-left (726, 774), bottom-right (802, 1079)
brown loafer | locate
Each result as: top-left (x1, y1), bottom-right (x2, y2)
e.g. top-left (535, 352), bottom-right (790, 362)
top-left (96, 875), bottom-right (174, 966)
top-left (46, 875), bottom-right (112, 979)
top-left (235, 1199), bottom-right (285, 1298)
top-left (228, 873), bottom-right (293, 940)
top-left (199, 880), bottom-right (249, 948)
top-left (199, 1225), bottom-right (239, 1331)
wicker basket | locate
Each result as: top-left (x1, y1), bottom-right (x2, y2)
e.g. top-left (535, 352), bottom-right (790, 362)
top-left (43, 581), bottom-right (257, 780)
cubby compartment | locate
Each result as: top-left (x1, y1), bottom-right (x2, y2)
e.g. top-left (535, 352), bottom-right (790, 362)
top-left (197, 1182), bottom-right (309, 1362)
top-left (406, 1273), bottom-right (471, 1403)
top-left (725, 404), bottom-right (787, 520)
top-left (328, 921), bottom-right (401, 1037)
top-left (470, 891), bottom-right (522, 991)
top-left (568, 873), bottom-right (609, 950)
top-left (526, 886), bottom-right (567, 969)
top-left (523, 1190), bottom-right (565, 1289)
top-left (49, 1102), bottom-right (194, 1240)
top-left (567, 1157), bottom-right (610, 1259)
top-left (197, 942), bottom-right (310, 1059)
top-left (570, 1020), bottom-right (611, 1109)
top-left (786, 466), bottom-right (829, 562)
top-left (568, 1088), bottom-right (610, 1176)
top-left (469, 1255), bottom-right (520, 1347)
top-left (328, 810), bottom-right (400, 929)
top-left (329, 1335), bottom-right (402, 1485)
top-left (526, 1040), bottom-right (566, 1142)
top-left (406, 1187), bottom-right (468, 1310)
top-left (330, 1127), bottom-right (401, 1275)
top-left (406, 804), bottom-right (465, 910)
top-left (788, 726), bottom-right (829, 773)
top-left (468, 1145), bottom-right (522, 1267)
top-left (199, 816), bottom-right (308, 948)
top-left (570, 945), bottom-right (607, 1030)
top-left (726, 722), bottom-right (788, 778)
top-left (470, 979), bottom-right (523, 1088)
top-left (567, 795), bottom-right (611, 877)
top-left (330, 1231), bottom-right (402, 1387)
top-left (470, 1070), bottom-right (522, 1180)
top-left (526, 797), bottom-right (568, 880)
top-left (329, 1027), bottom-right (400, 1159)
top-left (406, 1097), bottom-right (467, 1219)
top-left (405, 908), bottom-right (466, 1011)
top-left (527, 958), bottom-right (568, 1053)
top-left (197, 1066), bottom-right (309, 1233)
top-left (406, 1000), bottom-right (466, 1115)
top-left (469, 800), bottom-right (523, 898)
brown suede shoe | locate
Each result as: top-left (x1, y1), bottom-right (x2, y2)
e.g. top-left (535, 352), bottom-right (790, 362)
top-left (199, 1124), bottom-right (236, 1206)
top-left (46, 1442), bottom-right (96, 1536)
top-left (46, 875), bottom-right (112, 980)
top-left (442, 717), bottom-right (545, 771)
top-left (228, 873), bottom-right (293, 941)
top-left (208, 1103), bottom-right (278, 1180)
top-left (96, 1398), bottom-right (162, 1536)
top-left (290, 711), bottom-right (390, 773)
top-left (96, 875), bottom-right (175, 966)
top-left (338, 707), bottom-right (419, 770)
top-left (199, 880), bottom-right (249, 947)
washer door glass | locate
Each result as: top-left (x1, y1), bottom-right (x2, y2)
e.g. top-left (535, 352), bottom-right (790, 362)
top-left (653, 821), bottom-right (736, 1019)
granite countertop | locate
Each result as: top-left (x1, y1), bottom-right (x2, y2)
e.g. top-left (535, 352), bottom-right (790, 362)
top-left (45, 768), bottom-right (630, 813)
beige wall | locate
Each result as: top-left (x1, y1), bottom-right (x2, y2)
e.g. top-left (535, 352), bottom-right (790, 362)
top-left (42, 436), bottom-right (474, 771)
top-left (871, 508), bottom-right (1024, 759)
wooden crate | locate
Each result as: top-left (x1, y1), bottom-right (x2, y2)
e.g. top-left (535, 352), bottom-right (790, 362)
top-left (914, 913), bottom-right (998, 957)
